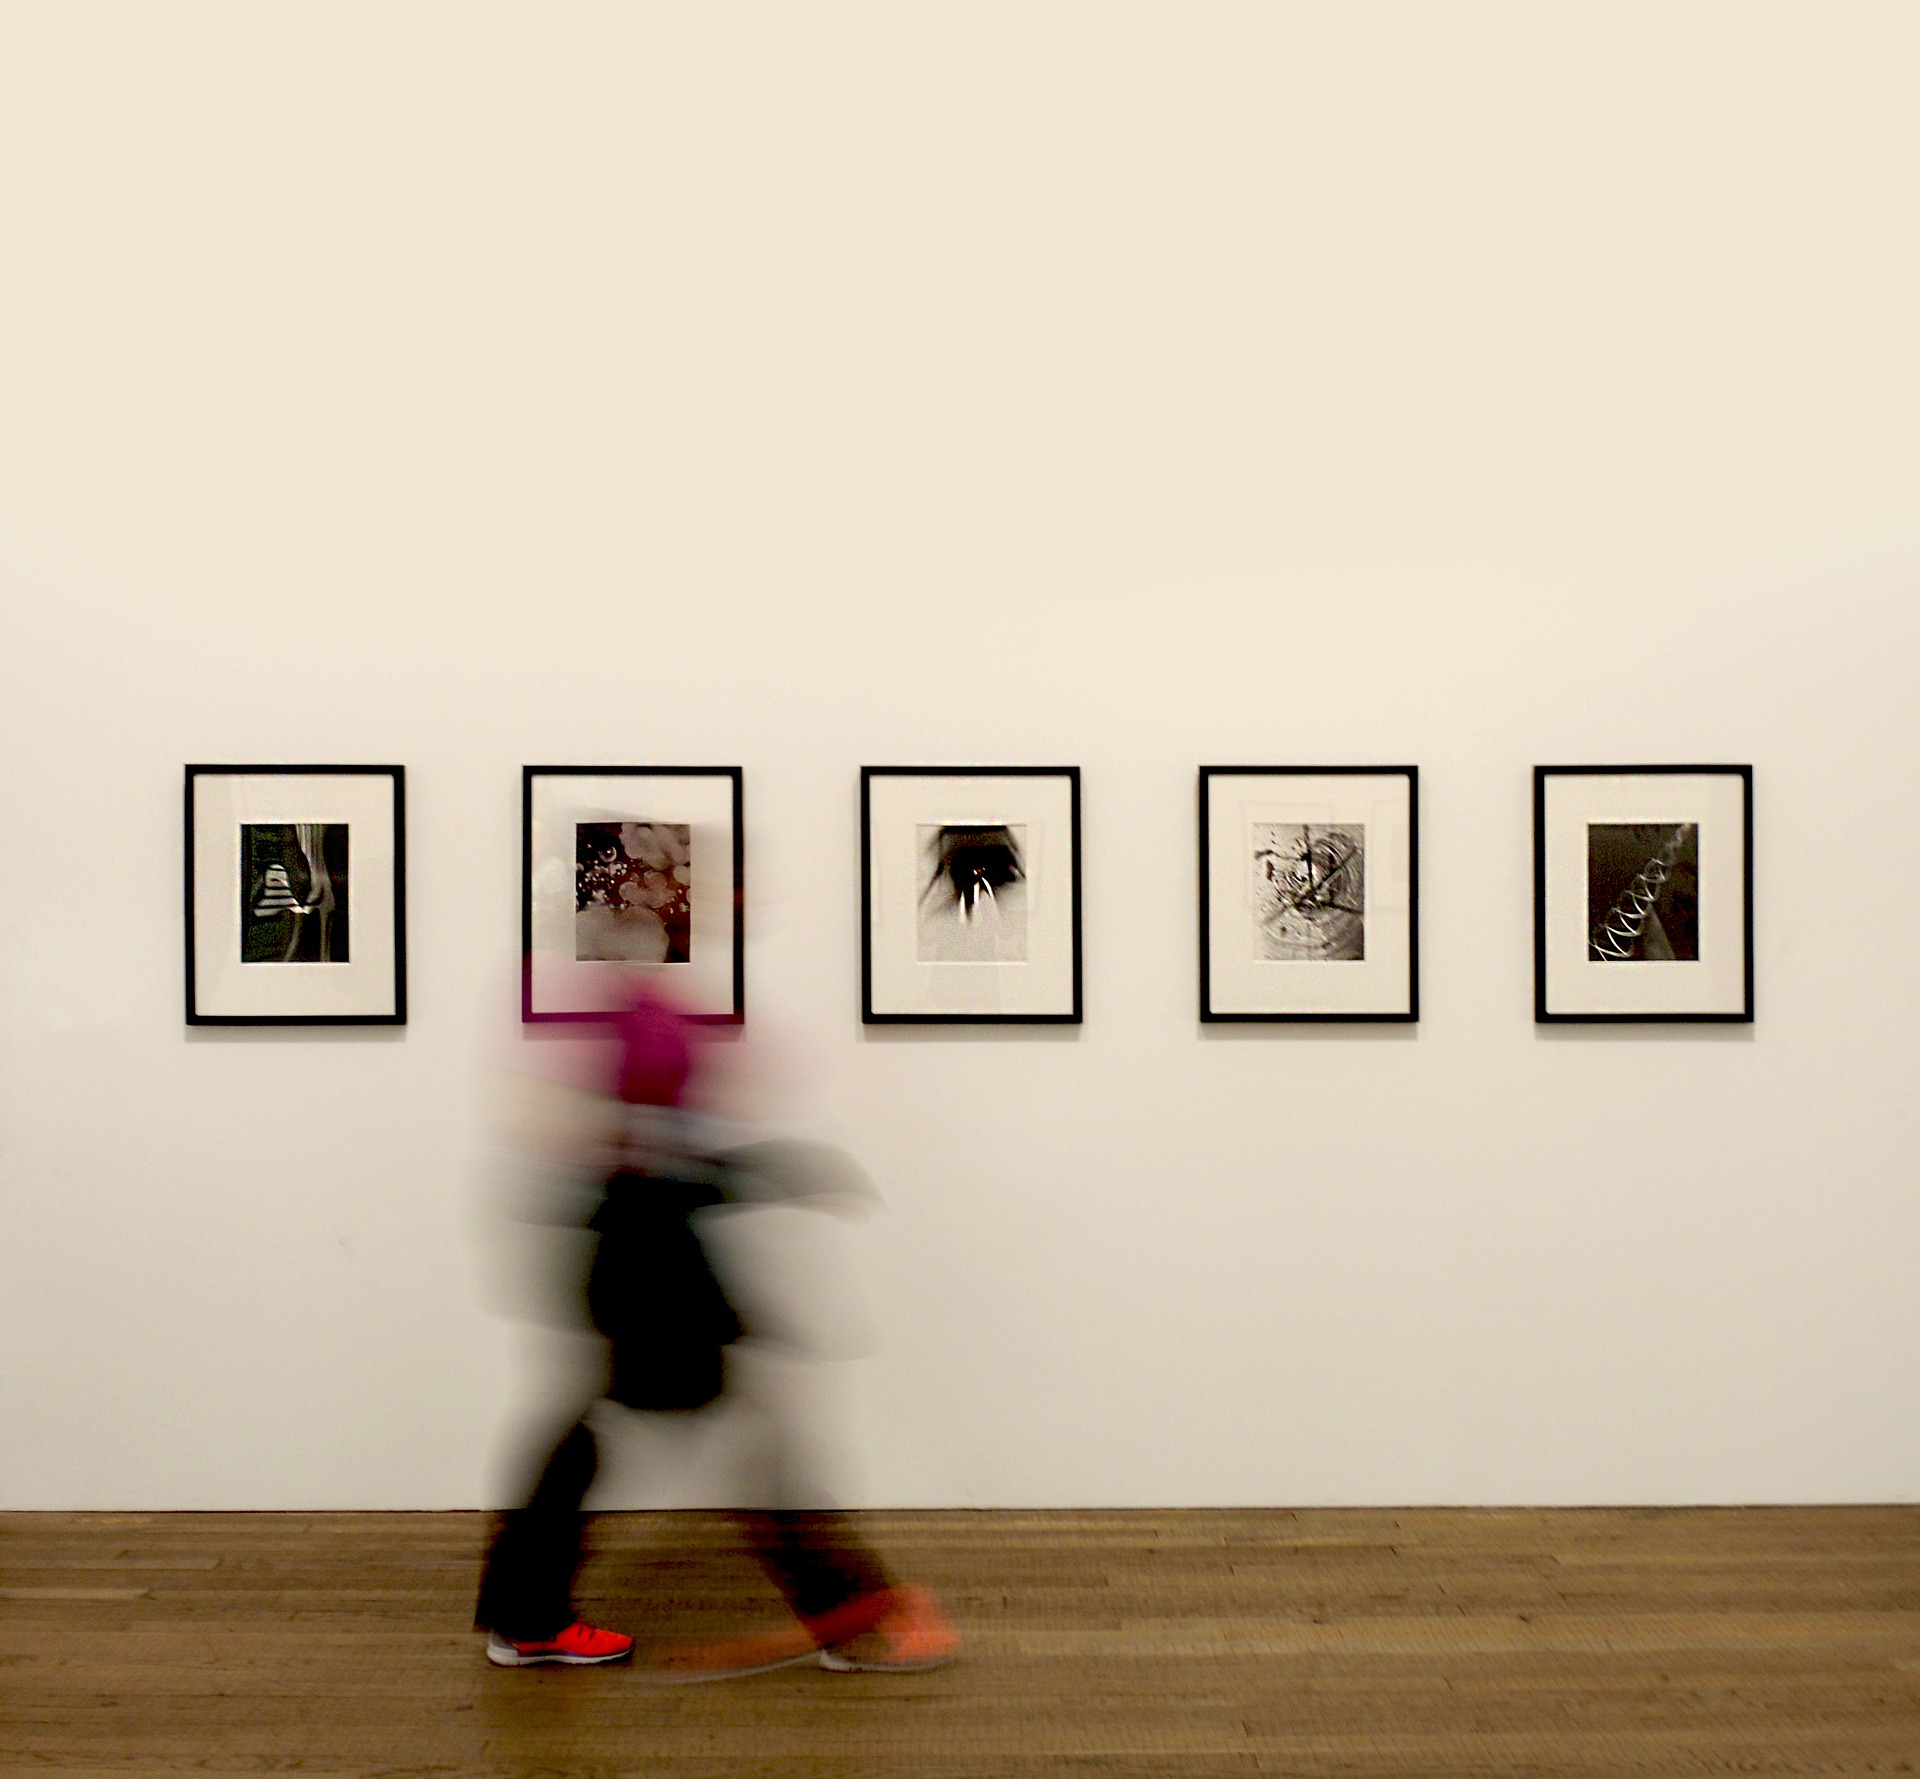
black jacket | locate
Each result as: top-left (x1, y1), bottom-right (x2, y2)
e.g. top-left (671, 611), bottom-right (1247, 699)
top-left (586, 1166), bottom-right (742, 1412)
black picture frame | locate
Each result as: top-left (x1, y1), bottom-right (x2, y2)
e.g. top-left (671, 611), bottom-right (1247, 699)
top-left (1533, 764), bottom-right (1754, 1024)
top-left (1198, 765), bottom-right (1420, 1023)
top-left (861, 765), bottom-right (1082, 1025)
top-left (184, 763), bottom-right (407, 1026)
top-left (521, 765), bottom-right (744, 1025)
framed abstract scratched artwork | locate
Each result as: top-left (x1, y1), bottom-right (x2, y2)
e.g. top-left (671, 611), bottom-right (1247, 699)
top-left (1199, 765), bottom-right (1418, 1022)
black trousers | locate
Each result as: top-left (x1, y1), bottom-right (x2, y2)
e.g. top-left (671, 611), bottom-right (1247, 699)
top-left (474, 1416), bottom-right (893, 1642)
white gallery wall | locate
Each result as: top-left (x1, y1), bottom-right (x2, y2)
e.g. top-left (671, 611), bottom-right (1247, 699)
top-left (2, 4), bottom-right (1917, 1509)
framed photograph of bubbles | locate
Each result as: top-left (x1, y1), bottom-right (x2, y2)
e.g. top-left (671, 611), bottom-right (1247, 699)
top-left (1199, 766), bottom-right (1418, 1022)
top-left (1534, 765), bottom-right (1753, 1023)
top-left (861, 766), bottom-right (1081, 1024)
top-left (522, 766), bottom-right (743, 1024)
top-left (184, 764), bottom-right (406, 1025)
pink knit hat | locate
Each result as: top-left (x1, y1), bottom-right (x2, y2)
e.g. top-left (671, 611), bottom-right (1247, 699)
top-left (611, 983), bottom-right (694, 1107)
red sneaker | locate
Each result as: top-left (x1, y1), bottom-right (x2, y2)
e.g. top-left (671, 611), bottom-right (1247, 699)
top-left (817, 1586), bottom-right (959, 1672)
top-left (486, 1621), bottom-right (635, 1667)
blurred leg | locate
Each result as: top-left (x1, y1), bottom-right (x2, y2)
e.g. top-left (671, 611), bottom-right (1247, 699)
top-left (748, 1510), bottom-right (895, 1624)
top-left (725, 1386), bottom-right (894, 1624)
top-left (475, 1419), bottom-right (599, 1641)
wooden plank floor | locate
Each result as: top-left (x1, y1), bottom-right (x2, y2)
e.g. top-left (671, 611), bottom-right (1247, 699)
top-left (3, 1507), bottom-right (1918, 1777)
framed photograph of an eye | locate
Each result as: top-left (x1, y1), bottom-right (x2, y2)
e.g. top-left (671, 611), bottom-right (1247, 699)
top-left (861, 767), bottom-right (1081, 1024)
top-left (184, 764), bottom-right (406, 1025)
top-left (1199, 766), bottom-right (1418, 1022)
top-left (1534, 765), bottom-right (1753, 1023)
top-left (523, 766), bottom-right (743, 1023)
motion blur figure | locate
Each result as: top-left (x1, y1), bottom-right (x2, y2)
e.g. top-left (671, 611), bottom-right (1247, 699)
top-left (474, 984), bottom-right (957, 1680)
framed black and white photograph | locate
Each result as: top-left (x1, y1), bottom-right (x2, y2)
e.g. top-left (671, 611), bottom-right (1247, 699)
top-left (185, 764), bottom-right (406, 1025)
top-left (1534, 764), bottom-right (1753, 1023)
top-left (1199, 766), bottom-right (1418, 1022)
top-left (862, 767), bottom-right (1081, 1024)
top-left (523, 766), bottom-right (743, 1023)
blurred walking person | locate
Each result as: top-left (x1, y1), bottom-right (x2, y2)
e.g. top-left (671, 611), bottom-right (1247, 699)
top-left (475, 984), bottom-right (957, 1679)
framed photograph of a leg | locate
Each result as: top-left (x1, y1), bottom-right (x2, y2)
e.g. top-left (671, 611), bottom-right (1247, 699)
top-left (184, 764), bottom-right (406, 1025)
top-left (861, 767), bottom-right (1081, 1024)
top-left (1199, 766), bottom-right (1418, 1022)
top-left (522, 766), bottom-right (743, 1023)
top-left (1534, 765), bottom-right (1753, 1023)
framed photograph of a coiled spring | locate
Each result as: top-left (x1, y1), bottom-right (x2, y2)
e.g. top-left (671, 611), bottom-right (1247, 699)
top-left (1534, 765), bottom-right (1753, 1023)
